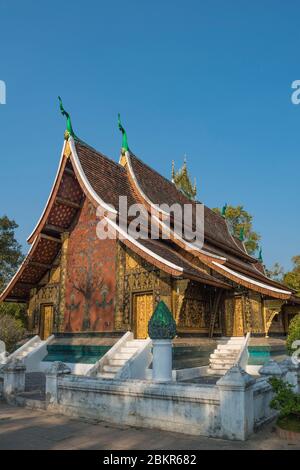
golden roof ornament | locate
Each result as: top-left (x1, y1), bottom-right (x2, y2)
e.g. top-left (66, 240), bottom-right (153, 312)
top-left (171, 156), bottom-right (197, 200)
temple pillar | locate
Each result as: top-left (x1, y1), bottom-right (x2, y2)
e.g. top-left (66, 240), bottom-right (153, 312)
top-left (58, 232), bottom-right (69, 332)
top-left (114, 243), bottom-right (127, 331)
top-left (224, 295), bottom-right (245, 336)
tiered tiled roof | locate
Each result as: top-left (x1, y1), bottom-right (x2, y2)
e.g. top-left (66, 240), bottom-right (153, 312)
top-left (0, 136), bottom-right (294, 302)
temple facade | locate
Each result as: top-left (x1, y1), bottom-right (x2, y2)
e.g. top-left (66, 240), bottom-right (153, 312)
top-left (1, 117), bottom-right (299, 340)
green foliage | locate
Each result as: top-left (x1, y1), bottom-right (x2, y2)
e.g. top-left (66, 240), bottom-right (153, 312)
top-left (0, 215), bottom-right (24, 291)
top-left (0, 302), bottom-right (27, 326)
top-left (268, 377), bottom-right (300, 418)
top-left (212, 205), bottom-right (261, 255)
top-left (0, 314), bottom-right (26, 353)
top-left (277, 414), bottom-right (300, 433)
top-left (283, 256), bottom-right (300, 296)
top-left (0, 215), bottom-right (25, 326)
top-left (286, 313), bottom-right (300, 355)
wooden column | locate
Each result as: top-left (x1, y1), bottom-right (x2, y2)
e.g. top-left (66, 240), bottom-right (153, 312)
top-left (58, 232), bottom-right (69, 332)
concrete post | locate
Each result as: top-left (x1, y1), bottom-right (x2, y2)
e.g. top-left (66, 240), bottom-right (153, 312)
top-left (279, 358), bottom-right (300, 392)
top-left (2, 358), bottom-right (26, 397)
top-left (259, 359), bottom-right (284, 380)
top-left (217, 365), bottom-right (255, 441)
top-left (148, 300), bottom-right (177, 383)
top-left (152, 339), bottom-right (173, 382)
top-left (45, 361), bottom-right (71, 404)
top-left (0, 340), bottom-right (7, 364)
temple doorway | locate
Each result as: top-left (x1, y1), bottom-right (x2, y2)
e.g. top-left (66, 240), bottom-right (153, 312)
top-left (133, 292), bottom-right (153, 339)
top-left (39, 304), bottom-right (54, 340)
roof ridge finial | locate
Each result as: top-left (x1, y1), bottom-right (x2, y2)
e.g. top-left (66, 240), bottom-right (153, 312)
top-left (118, 113), bottom-right (129, 154)
top-left (221, 203), bottom-right (228, 218)
top-left (239, 226), bottom-right (245, 242)
top-left (58, 96), bottom-right (75, 139)
top-left (258, 246), bottom-right (263, 263)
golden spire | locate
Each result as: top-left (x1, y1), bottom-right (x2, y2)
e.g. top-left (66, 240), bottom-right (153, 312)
top-left (172, 156), bottom-right (197, 200)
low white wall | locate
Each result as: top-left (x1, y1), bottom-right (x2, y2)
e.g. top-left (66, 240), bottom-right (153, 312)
top-left (40, 361), bottom-right (94, 375)
top-left (53, 375), bottom-right (222, 437)
top-left (253, 377), bottom-right (277, 428)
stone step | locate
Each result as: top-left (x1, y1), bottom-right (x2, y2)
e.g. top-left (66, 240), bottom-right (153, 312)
top-left (209, 358), bottom-right (236, 366)
top-left (219, 337), bottom-right (244, 341)
top-left (103, 365), bottom-right (121, 373)
top-left (210, 363), bottom-right (232, 371)
top-left (217, 342), bottom-right (243, 348)
top-left (120, 347), bottom-right (138, 354)
top-left (210, 353), bottom-right (238, 360)
top-left (213, 348), bottom-right (239, 355)
top-left (218, 338), bottom-right (245, 344)
top-left (97, 372), bottom-right (115, 379)
top-left (114, 352), bottom-right (134, 360)
top-left (109, 359), bottom-right (127, 367)
top-left (126, 341), bottom-right (146, 348)
top-left (217, 344), bottom-right (241, 351)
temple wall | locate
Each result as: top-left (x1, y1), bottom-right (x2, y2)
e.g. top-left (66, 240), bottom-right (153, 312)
top-left (27, 264), bottom-right (61, 334)
top-left (115, 243), bottom-right (163, 331)
top-left (63, 199), bottom-right (116, 332)
top-left (115, 243), bottom-right (222, 335)
top-left (176, 281), bottom-right (222, 334)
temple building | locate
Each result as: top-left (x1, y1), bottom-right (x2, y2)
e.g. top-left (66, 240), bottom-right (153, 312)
top-left (1, 105), bottom-right (299, 342)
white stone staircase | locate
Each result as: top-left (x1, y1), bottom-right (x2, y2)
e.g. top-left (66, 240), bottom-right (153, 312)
top-left (87, 332), bottom-right (152, 380)
top-left (97, 339), bottom-right (149, 379)
top-left (3, 335), bottom-right (54, 372)
top-left (209, 336), bottom-right (247, 375)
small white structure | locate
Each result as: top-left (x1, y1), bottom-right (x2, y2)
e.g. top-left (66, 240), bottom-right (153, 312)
top-left (45, 361), bottom-right (71, 404)
top-left (152, 339), bottom-right (173, 382)
top-left (148, 300), bottom-right (177, 383)
top-left (217, 365), bottom-right (255, 440)
top-left (2, 358), bottom-right (26, 398)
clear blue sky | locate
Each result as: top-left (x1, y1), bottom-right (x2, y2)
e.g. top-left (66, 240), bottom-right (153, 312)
top-left (0, 0), bottom-right (299, 271)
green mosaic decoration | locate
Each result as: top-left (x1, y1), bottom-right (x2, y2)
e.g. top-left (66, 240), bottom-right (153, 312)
top-left (148, 301), bottom-right (177, 340)
top-left (221, 203), bottom-right (228, 218)
top-left (258, 247), bottom-right (263, 263)
top-left (118, 113), bottom-right (129, 152)
top-left (58, 96), bottom-right (76, 139)
top-left (239, 227), bottom-right (245, 241)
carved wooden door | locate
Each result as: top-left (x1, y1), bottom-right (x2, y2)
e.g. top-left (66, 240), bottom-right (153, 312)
top-left (233, 297), bottom-right (245, 336)
top-left (134, 293), bottom-right (153, 339)
top-left (40, 304), bottom-right (54, 340)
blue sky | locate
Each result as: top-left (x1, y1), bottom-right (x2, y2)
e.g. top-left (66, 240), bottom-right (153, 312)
top-left (0, 0), bottom-right (299, 271)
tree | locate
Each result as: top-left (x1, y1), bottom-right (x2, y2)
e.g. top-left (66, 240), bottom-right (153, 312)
top-left (283, 256), bottom-right (300, 296)
top-left (266, 262), bottom-right (285, 282)
top-left (0, 215), bottom-right (26, 327)
top-left (286, 313), bottom-right (300, 355)
top-left (212, 205), bottom-right (261, 256)
top-left (0, 215), bottom-right (24, 290)
top-left (0, 314), bottom-right (25, 353)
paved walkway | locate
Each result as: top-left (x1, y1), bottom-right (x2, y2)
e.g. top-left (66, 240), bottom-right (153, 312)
top-left (0, 402), bottom-right (299, 450)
